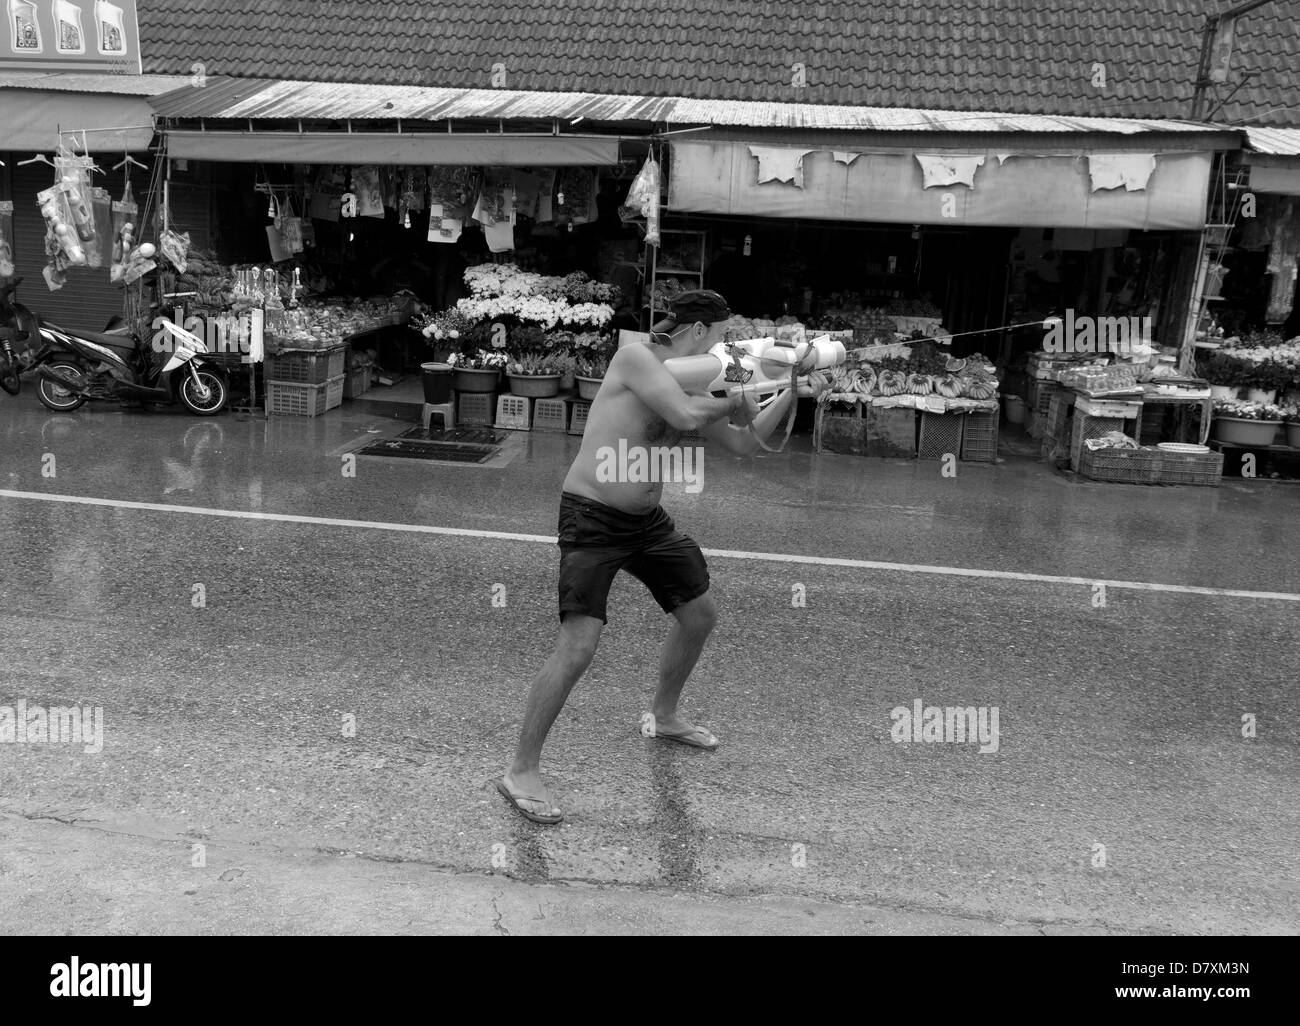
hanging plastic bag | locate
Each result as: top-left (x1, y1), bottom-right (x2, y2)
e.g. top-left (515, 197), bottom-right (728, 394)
top-left (620, 155), bottom-right (661, 246)
top-left (0, 201), bottom-right (14, 279)
top-left (278, 196), bottom-right (303, 255)
top-left (85, 187), bottom-right (112, 268)
top-left (110, 183), bottom-right (138, 284)
top-left (37, 185), bottom-right (86, 268)
top-left (159, 229), bottom-right (191, 274)
top-left (123, 241), bottom-right (157, 285)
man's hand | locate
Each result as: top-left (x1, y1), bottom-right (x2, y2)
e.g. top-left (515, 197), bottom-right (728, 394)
top-left (729, 389), bottom-right (760, 427)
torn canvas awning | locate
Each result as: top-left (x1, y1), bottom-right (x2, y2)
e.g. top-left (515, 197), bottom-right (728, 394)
top-left (748, 146), bottom-right (813, 187)
top-left (915, 154), bottom-right (987, 188)
top-left (670, 141), bottom-right (1212, 229)
top-left (1087, 154), bottom-right (1157, 191)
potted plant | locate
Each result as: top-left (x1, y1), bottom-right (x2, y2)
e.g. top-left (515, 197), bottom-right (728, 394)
top-left (506, 350), bottom-right (567, 397)
top-left (1284, 404), bottom-right (1300, 449)
top-left (572, 331), bottom-right (616, 400)
top-left (1211, 398), bottom-right (1286, 447)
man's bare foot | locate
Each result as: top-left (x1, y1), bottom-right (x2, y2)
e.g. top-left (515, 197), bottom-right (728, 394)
top-left (644, 711), bottom-right (719, 750)
top-left (497, 769), bottom-right (563, 824)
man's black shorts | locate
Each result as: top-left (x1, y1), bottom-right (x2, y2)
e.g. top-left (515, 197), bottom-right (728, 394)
top-left (556, 491), bottom-right (710, 624)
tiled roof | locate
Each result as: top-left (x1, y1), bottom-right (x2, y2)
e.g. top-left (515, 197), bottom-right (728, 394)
top-left (138, 0), bottom-right (1300, 127)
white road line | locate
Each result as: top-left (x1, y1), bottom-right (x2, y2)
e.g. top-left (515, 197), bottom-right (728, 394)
top-left (3, 488), bottom-right (1298, 603)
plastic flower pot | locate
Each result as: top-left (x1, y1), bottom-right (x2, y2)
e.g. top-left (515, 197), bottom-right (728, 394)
top-left (1208, 384), bottom-right (1239, 401)
top-left (1246, 388), bottom-right (1278, 404)
top-left (1286, 422), bottom-right (1300, 449)
top-left (506, 374), bottom-right (562, 399)
top-left (1003, 395), bottom-right (1027, 425)
top-left (1212, 416), bottom-right (1283, 447)
top-left (576, 375), bottom-right (604, 401)
top-left (453, 368), bottom-right (501, 393)
top-left (420, 363), bottom-right (453, 404)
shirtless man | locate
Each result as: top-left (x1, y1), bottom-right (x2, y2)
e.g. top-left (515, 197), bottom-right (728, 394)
top-left (497, 289), bottom-right (798, 824)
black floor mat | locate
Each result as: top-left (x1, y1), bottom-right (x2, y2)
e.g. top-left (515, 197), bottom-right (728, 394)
top-left (355, 426), bottom-right (505, 463)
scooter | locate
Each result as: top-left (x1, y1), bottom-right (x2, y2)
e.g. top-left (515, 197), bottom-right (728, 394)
top-left (0, 277), bottom-right (50, 395)
top-left (32, 299), bottom-right (228, 416)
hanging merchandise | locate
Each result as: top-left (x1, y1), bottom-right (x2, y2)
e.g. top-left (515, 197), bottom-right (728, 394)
top-left (426, 202), bottom-right (462, 244)
top-left (471, 168), bottom-right (513, 226)
top-left (309, 166), bottom-right (343, 222)
top-left (403, 168), bottom-right (427, 213)
top-left (88, 186), bottom-right (112, 268)
top-left (279, 194), bottom-right (304, 255)
top-left (110, 181), bottom-right (139, 284)
top-left (353, 165), bottom-right (384, 218)
top-left (37, 184), bottom-right (86, 270)
top-left (299, 216), bottom-right (316, 249)
top-left (427, 166), bottom-right (477, 217)
top-left (159, 228), bottom-right (192, 274)
top-left (122, 240), bottom-right (156, 285)
top-left (555, 168), bottom-right (597, 225)
top-left (0, 201), bottom-right (14, 279)
top-left (619, 154), bottom-right (661, 246)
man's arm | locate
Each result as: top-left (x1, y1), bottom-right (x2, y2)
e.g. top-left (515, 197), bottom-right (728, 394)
top-left (699, 388), bottom-right (795, 456)
top-left (614, 344), bottom-right (744, 432)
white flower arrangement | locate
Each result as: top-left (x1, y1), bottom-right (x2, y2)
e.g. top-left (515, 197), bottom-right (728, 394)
top-left (1212, 398), bottom-right (1287, 421)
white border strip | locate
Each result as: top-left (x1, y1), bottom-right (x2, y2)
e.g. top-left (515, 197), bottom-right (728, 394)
top-left (3, 489), bottom-right (1297, 603)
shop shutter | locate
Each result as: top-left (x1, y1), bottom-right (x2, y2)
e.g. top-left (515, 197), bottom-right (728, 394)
top-left (10, 160), bottom-right (126, 333)
top-left (164, 173), bottom-right (212, 253)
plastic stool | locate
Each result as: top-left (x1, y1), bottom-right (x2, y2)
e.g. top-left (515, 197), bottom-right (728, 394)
top-left (422, 401), bottom-right (455, 432)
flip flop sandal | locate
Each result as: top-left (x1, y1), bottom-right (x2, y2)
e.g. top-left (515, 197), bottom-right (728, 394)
top-left (494, 778), bottom-right (564, 825)
top-left (646, 724), bottom-right (719, 750)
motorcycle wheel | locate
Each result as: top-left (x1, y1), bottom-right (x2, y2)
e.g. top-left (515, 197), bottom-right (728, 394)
top-left (37, 361), bottom-right (87, 412)
top-left (177, 368), bottom-right (227, 416)
top-left (0, 347), bottom-right (19, 396)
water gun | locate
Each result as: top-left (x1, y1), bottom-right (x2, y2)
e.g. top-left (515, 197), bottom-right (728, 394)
top-left (664, 335), bottom-right (846, 451)
top-left (665, 335), bottom-right (846, 402)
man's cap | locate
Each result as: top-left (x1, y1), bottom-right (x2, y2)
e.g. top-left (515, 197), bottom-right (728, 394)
top-left (651, 289), bottom-right (732, 334)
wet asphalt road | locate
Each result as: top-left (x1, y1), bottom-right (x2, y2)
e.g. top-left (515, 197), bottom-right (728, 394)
top-left (0, 395), bottom-right (1297, 934)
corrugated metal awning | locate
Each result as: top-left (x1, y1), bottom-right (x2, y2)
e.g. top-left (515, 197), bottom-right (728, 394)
top-left (1244, 127), bottom-right (1300, 157)
top-left (151, 77), bottom-right (1234, 137)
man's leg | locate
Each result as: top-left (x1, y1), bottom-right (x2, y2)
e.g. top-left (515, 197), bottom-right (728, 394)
top-left (650, 591), bottom-right (719, 740)
top-left (501, 612), bottom-right (603, 817)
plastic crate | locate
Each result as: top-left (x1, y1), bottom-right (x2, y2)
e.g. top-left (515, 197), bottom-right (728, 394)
top-left (816, 403), bottom-right (916, 458)
top-left (342, 365), bottom-right (371, 399)
top-left (264, 345), bottom-right (348, 385)
top-left (458, 392), bottom-right (494, 426)
top-left (533, 397), bottom-right (569, 432)
top-left (961, 408), bottom-right (1000, 462)
top-left (265, 374), bottom-right (345, 417)
top-left (495, 394), bottom-right (532, 430)
top-left (1070, 414), bottom-right (1135, 470)
top-left (918, 411), bottom-right (964, 460)
top-left (569, 401), bottom-right (591, 435)
top-left (1034, 380), bottom-right (1060, 416)
top-left (1074, 395), bottom-right (1142, 418)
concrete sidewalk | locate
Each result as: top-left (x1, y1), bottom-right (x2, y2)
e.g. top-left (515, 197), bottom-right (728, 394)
top-left (0, 813), bottom-right (1109, 936)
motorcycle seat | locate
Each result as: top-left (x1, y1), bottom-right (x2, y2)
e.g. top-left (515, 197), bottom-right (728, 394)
top-left (42, 319), bottom-right (137, 354)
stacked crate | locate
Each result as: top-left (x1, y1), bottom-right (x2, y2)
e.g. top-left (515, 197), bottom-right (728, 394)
top-left (264, 345), bottom-right (349, 417)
